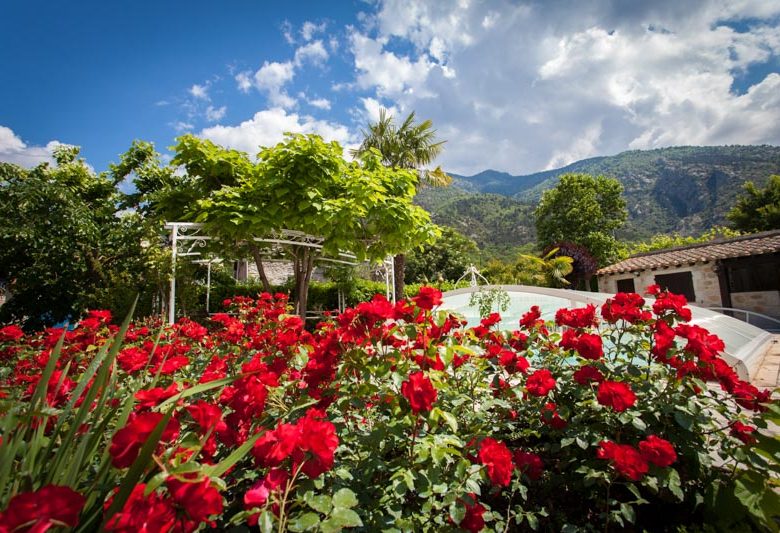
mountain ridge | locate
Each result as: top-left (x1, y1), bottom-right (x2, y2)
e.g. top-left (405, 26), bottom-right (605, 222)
top-left (418, 145), bottom-right (780, 254)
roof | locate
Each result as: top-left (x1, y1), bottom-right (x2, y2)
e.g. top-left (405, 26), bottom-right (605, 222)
top-left (597, 229), bottom-right (780, 276)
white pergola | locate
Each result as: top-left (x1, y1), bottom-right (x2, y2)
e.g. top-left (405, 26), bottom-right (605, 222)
top-left (165, 222), bottom-right (395, 323)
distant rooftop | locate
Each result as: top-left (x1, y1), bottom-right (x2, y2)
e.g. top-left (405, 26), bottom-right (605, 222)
top-left (597, 229), bottom-right (780, 276)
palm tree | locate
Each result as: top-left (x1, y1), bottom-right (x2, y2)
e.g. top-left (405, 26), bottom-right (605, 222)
top-left (351, 109), bottom-right (450, 300)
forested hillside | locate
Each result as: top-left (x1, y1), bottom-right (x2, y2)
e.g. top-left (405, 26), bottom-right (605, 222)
top-left (418, 145), bottom-right (780, 251)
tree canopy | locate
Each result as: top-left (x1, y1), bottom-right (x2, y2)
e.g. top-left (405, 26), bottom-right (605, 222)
top-left (0, 146), bottom-right (167, 329)
top-left (405, 226), bottom-right (479, 283)
top-left (164, 133), bottom-right (437, 317)
top-left (534, 173), bottom-right (627, 266)
top-left (351, 109), bottom-right (450, 299)
top-left (727, 175), bottom-right (780, 233)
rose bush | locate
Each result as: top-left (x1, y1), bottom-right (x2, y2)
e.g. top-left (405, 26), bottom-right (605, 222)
top-left (0, 287), bottom-right (777, 532)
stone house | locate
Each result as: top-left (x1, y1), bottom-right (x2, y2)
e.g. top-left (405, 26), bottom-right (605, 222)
top-left (597, 230), bottom-right (780, 320)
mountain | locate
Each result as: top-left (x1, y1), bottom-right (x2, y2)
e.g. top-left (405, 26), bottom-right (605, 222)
top-left (418, 145), bottom-right (780, 252)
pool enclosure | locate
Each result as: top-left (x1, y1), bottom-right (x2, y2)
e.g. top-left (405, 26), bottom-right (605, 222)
top-left (440, 285), bottom-right (775, 382)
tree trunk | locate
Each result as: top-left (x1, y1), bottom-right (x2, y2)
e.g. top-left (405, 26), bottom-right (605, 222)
top-left (248, 244), bottom-right (271, 292)
top-left (393, 253), bottom-right (405, 301)
top-left (293, 247), bottom-right (315, 320)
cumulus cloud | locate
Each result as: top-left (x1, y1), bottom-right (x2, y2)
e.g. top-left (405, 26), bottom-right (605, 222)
top-left (205, 105), bottom-right (227, 122)
top-left (189, 83), bottom-right (209, 100)
top-left (199, 107), bottom-right (355, 155)
top-left (235, 38), bottom-right (330, 109)
top-left (343, 0), bottom-right (780, 175)
top-left (301, 21), bottom-right (327, 41)
top-left (0, 126), bottom-right (62, 167)
top-left (294, 40), bottom-right (329, 65)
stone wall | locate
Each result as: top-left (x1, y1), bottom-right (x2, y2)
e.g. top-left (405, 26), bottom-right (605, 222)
top-left (598, 263), bottom-right (723, 307)
top-left (599, 263), bottom-right (780, 319)
top-left (731, 291), bottom-right (780, 319)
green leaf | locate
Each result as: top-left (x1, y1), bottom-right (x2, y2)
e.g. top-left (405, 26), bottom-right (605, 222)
top-left (667, 469), bottom-right (684, 502)
top-left (257, 510), bottom-right (275, 533)
top-left (332, 488), bottom-right (359, 509)
top-left (438, 409), bottom-right (458, 433)
top-left (620, 503), bottom-right (636, 524)
top-left (288, 512), bottom-right (321, 532)
top-left (306, 493), bottom-right (333, 514)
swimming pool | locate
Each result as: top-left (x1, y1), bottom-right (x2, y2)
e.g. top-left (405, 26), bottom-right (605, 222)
top-left (440, 285), bottom-right (774, 381)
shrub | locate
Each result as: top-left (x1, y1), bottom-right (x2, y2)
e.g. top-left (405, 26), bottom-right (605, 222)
top-left (0, 288), bottom-right (777, 531)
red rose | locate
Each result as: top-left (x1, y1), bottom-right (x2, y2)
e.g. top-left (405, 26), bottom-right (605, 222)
top-left (186, 401), bottom-right (227, 433)
top-left (573, 365), bottom-right (604, 385)
top-left (460, 498), bottom-right (486, 533)
top-left (555, 304), bottom-right (597, 328)
top-left (0, 325), bottom-right (24, 343)
top-left (294, 412), bottom-right (339, 478)
top-left (597, 440), bottom-right (649, 481)
top-left (104, 484), bottom-right (176, 532)
top-left (652, 320), bottom-right (677, 362)
top-left (134, 383), bottom-right (180, 409)
top-left (730, 421), bottom-right (757, 445)
top-left (540, 402), bottom-right (567, 429)
top-left (478, 438), bottom-right (513, 487)
top-left (652, 291), bottom-right (692, 322)
top-left (597, 381), bottom-right (636, 412)
top-left (109, 413), bottom-right (180, 468)
top-left (252, 422), bottom-right (300, 468)
top-left (638, 435), bottom-right (677, 467)
top-left (526, 369), bottom-right (556, 397)
top-left (412, 286), bottom-right (443, 310)
top-left (520, 306), bottom-right (544, 330)
top-left (165, 476), bottom-right (223, 525)
top-left (601, 292), bottom-right (651, 324)
top-left (244, 469), bottom-right (289, 525)
top-left (575, 332), bottom-right (603, 360)
top-left (513, 450), bottom-right (544, 480)
top-left (401, 371), bottom-right (437, 413)
top-left (0, 485), bottom-right (85, 532)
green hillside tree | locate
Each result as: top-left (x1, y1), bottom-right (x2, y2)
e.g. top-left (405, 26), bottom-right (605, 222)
top-left (727, 175), bottom-right (780, 233)
top-left (405, 226), bottom-right (479, 283)
top-left (351, 109), bottom-right (450, 300)
top-left (534, 173), bottom-right (627, 266)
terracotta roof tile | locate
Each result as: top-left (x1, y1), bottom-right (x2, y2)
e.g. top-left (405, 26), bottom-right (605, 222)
top-left (597, 230), bottom-right (780, 276)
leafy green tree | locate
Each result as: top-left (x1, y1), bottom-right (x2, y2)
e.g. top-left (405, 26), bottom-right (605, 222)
top-left (351, 109), bottom-right (450, 300)
top-left (627, 226), bottom-right (741, 255)
top-left (0, 146), bottom-right (167, 329)
top-left (727, 175), bottom-right (780, 233)
top-left (161, 136), bottom-right (276, 291)
top-left (182, 134), bottom-right (437, 318)
top-left (534, 173), bottom-right (627, 266)
top-left (482, 249), bottom-right (573, 287)
top-left (405, 227), bottom-right (479, 283)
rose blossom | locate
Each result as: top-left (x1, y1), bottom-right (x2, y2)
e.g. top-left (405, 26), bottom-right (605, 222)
top-left (401, 371), bottom-right (437, 413)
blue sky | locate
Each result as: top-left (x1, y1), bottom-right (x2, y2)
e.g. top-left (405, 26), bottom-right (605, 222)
top-left (2, 0), bottom-right (779, 176)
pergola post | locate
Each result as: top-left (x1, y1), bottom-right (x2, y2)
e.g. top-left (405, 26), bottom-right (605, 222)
top-left (168, 224), bottom-right (178, 324)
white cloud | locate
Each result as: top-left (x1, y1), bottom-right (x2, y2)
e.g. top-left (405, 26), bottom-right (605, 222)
top-left (301, 21), bottom-right (327, 41)
top-left (252, 61), bottom-right (296, 108)
top-left (189, 83), bottom-right (209, 100)
top-left (198, 107), bottom-right (354, 155)
top-left (294, 40), bottom-right (329, 66)
top-left (0, 126), bottom-right (61, 167)
top-left (341, 0), bottom-right (780, 175)
top-left (235, 71), bottom-right (253, 93)
top-left (359, 97), bottom-right (399, 123)
top-left (206, 105), bottom-right (227, 122)
top-left (308, 97), bottom-right (331, 110)
top-left (171, 121), bottom-right (194, 132)
top-left (350, 31), bottom-right (435, 98)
